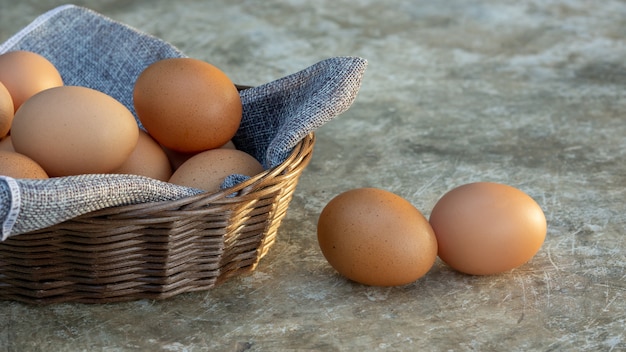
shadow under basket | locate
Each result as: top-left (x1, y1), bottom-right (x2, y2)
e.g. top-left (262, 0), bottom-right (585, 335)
top-left (0, 133), bottom-right (315, 304)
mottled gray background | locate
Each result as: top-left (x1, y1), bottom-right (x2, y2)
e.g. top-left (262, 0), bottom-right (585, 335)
top-left (1, 1), bottom-right (625, 351)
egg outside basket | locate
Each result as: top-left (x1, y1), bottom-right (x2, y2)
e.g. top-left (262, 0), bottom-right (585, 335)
top-left (0, 133), bottom-right (315, 304)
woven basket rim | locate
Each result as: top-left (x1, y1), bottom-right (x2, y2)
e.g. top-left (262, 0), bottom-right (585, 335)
top-left (82, 132), bottom-right (316, 219)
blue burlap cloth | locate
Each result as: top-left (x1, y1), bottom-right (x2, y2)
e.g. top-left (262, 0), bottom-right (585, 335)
top-left (0, 4), bottom-right (367, 240)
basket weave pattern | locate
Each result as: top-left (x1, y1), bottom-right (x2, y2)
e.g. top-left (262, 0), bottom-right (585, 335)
top-left (0, 5), bottom-right (366, 305)
top-left (0, 133), bottom-right (315, 304)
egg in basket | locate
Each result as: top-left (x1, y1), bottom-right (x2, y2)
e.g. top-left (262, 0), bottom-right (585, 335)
top-left (0, 4), bottom-right (367, 304)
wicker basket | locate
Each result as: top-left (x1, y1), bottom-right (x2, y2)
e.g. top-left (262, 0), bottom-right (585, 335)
top-left (0, 133), bottom-right (315, 304)
top-left (0, 5), bottom-right (366, 305)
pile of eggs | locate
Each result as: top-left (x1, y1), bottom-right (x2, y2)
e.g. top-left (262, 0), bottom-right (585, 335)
top-left (317, 183), bottom-right (547, 285)
top-left (0, 52), bottom-right (548, 286)
top-left (0, 51), bottom-right (263, 193)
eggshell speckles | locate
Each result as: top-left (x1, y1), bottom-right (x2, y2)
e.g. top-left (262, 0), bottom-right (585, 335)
top-left (0, 50), bottom-right (63, 112)
top-left (11, 86), bottom-right (138, 177)
top-left (317, 188), bottom-right (438, 286)
top-left (429, 182), bottom-right (547, 275)
top-left (133, 58), bottom-right (242, 153)
top-left (168, 148), bottom-right (264, 193)
top-left (0, 150), bottom-right (48, 179)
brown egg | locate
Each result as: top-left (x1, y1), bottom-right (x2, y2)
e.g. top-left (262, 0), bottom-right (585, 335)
top-left (0, 50), bottom-right (64, 112)
top-left (113, 130), bottom-right (172, 181)
top-left (317, 188), bottom-right (438, 286)
top-left (0, 81), bottom-right (13, 138)
top-left (0, 150), bottom-right (48, 179)
top-left (429, 182), bottom-right (547, 275)
top-left (11, 86), bottom-right (138, 177)
top-left (0, 135), bottom-right (14, 152)
top-left (133, 58), bottom-right (242, 153)
top-left (168, 148), bottom-right (264, 193)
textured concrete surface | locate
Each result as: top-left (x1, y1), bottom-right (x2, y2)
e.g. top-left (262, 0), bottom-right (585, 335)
top-left (1, 1), bottom-right (625, 351)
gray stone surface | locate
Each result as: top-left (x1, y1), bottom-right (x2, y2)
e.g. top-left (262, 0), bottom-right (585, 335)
top-left (1, 1), bottom-right (625, 351)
